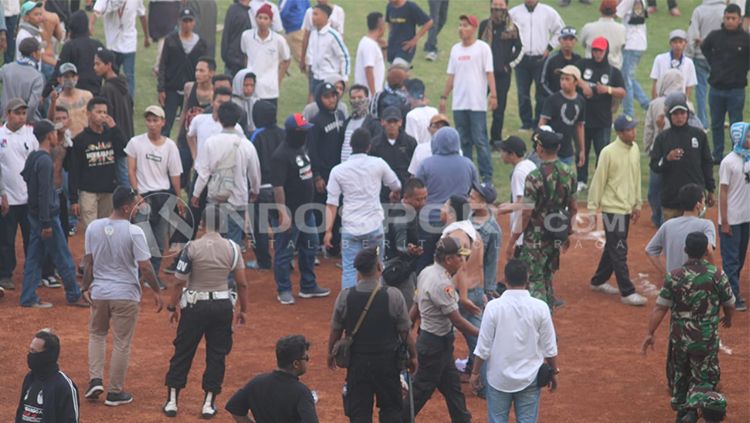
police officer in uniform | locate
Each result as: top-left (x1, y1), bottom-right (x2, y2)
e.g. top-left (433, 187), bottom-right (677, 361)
top-left (327, 247), bottom-right (417, 422)
top-left (162, 204), bottom-right (249, 419)
top-left (405, 236), bottom-right (479, 423)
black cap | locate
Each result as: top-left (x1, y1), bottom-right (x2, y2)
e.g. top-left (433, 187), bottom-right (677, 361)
top-left (95, 47), bottom-right (116, 65)
top-left (381, 106), bottom-right (402, 121)
top-left (179, 7), bottom-right (195, 20)
top-left (405, 78), bottom-right (425, 100)
top-left (472, 180), bottom-right (497, 204)
top-left (112, 186), bottom-right (138, 209)
top-left (317, 82), bottom-right (338, 98)
top-left (499, 136), bottom-right (526, 157)
top-left (533, 129), bottom-right (563, 149)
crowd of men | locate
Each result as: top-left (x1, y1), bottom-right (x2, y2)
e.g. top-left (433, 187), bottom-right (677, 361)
top-left (1, 0), bottom-right (749, 422)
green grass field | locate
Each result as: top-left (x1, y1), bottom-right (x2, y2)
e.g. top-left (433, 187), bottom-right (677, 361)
top-left (105, 0), bottom-right (748, 202)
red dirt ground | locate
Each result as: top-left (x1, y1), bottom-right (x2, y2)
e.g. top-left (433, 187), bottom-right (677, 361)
top-left (0, 205), bottom-right (748, 422)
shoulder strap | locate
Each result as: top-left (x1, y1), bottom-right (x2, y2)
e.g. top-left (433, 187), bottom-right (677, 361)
top-left (351, 285), bottom-right (381, 336)
top-left (249, 127), bottom-right (266, 143)
top-left (228, 239), bottom-right (240, 270)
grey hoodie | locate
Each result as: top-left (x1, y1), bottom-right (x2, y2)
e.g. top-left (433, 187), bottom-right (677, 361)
top-left (232, 69), bottom-right (257, 133)
top-left (643, 69), bottom-right (684, 152)
top-left (687, 0), bottom-right (726, 60)
top-left (416, 127), bottom-right (479, 221)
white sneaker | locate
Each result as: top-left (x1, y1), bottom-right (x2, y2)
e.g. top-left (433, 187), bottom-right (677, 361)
top-left (621, 293), bottom-right (647, 306)
top-left (425, 51), bottom-right (438, 61)
top-left (591, 283), bottom-right (619, 295)
top-left (577, 182), bottom-right (588, 192)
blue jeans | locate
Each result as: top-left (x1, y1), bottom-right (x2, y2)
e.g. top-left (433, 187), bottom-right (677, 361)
top-left (709, 87), bottom-right (745, 161)
top-left (577, 127), bottom-right (611, 185)
top-left (4, 15), bottom-right (17, 63)
top-left (515, 55), bottom-right (544, 128)
top-left (460, 287), bottom-right (487, 396)
top-left (341, 227), bottom-right (385, 289)
top-left (116, 156), bottom-right (131, 189)
top-left (20, 215), bottom-right (80, 306)
top-left (719, 223), bottom-right (749, 303)
top-left (274, 210), bottom-right (319, 294)
top-left (621, 50), bottom-right (650, 117)
top-left (454, 110), bottom-right (493, 182)
top-left (486, 382), bottom-right (541, 423)
top-left (114, 51), bottom-right (136, 97)
top-left (648, 170), bottom-right (663, 228)
top-left (693, 58), bottom-right (710, 129)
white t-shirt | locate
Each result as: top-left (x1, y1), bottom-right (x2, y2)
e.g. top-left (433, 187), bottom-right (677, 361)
top-left (188, 114), bottom-right (245, 170)
top-left (0, 125), bottom-right (39, 205)
top-left (649, 52), bottom-right (697, 90)
top-left (510, 159), bottom-right (537, 246)
top-left (616, 0), bottom-right (648, 51)
top-left (719, 152), bottom-right (750, 225)
top-left (93, 0), bottom-right (146, 54)
top-left (302, 5), bottom-right (345, 34)
top-left (249, 0), bottom-right (284, 33)
top-left (124, 134), bottom-right (183, 193)
top-left (240, 29), bottom-right (291, 99)
top-left (408, 142), bottom-right (431, 176)
top-left (354, 36), bottom-right (385, 92)
top-left (447, 40), bottom-right (494, 112)
top-left (405, 105), bottom-right (438, 146)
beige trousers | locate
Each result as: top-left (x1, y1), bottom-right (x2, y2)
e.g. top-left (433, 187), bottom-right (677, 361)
top-left (79, 191), bottom-right (113, 230)
top-left (88, 299), bottom-right (140, 393)
top-left (285, 29), bottom-right (305, 66)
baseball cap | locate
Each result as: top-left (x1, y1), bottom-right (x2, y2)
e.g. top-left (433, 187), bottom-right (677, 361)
top-left (533, 128), bottom-right (563, 149)
top-left (555, 64), bottom-right (581, 81)
top-left (665, 92), bottom-right (689, 114)
top-left (19, 37), bottom-right (41, 57)
top-left (405, 78), bottom-right (425, 100)
top-left (613, 115), bottom-right (638, 132)
top-left (33, 119), bottom-right (56, 142)
top-left (669, 29), bottom-right (687, 41)
top-left (113, 186), bottom-right (138, 209)
top-left (20, 1), bottom-right (42, 17)
top-left (316, 82), bottom-right (338, 98)
top-left (499, 135), bottom-right (526, 157)
top-left (472, 180), bottom-right (498, 204)
top-left (436, 236), bottom-right (471, 258)
top-left (381, 106), bottom-right (402, 121)
top-left (430, 113), bottom-right (450, 126)
top-left (179, 7), bottom-right (195, 21)
top-left (459, 15), bottom-right (479, 28)
top-left (591, 36), bottom-right (608, 51)
top-left (559, 26), bottom-right (577, 39)
top-left (59, 62), bottom-right (78, 75)
top-left (144, 105), bottom-right (166, 119)
top-left (284, 113), bottom-right (313, 131)
top-left (256, 3), bottom-right (273, 18)
top-left (390, 57), bottom-right (412, 71)
top-left (6, 98), bottom-right (28, 112)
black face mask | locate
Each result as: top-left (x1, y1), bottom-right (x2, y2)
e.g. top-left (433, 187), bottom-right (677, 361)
top-left (27, 349), bottom-right (59, 378)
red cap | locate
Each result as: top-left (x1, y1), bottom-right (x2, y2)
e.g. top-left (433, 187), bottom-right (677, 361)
top-left (591, 36), bottom-right (608, 51)
top-left (459, 15), bottom-right (479, 28)
top-left (256, 3), bottom-right (273, 19)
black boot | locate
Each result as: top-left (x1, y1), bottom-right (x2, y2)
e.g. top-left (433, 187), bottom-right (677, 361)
top-left (162, 387), bottom-right (179, 417)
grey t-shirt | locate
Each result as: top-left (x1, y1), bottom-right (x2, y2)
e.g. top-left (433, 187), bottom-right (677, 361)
top-left (85, 218), bottom-right (151, 302)
top-left (416, 263), bottom-right (459, 337)
top-left (181, 33), bottom-right (200, 54)
top-left (645, 216), bottom-right (716, 273)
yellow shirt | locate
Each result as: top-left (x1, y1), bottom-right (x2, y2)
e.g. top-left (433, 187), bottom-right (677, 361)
top-left (587, 137), bottom-right (642, 215)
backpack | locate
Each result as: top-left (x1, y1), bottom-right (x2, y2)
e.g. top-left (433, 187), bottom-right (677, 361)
top-left (207, 137), bottom-right (241, 203)
top-left (538, 164), bottom-right (571, 244)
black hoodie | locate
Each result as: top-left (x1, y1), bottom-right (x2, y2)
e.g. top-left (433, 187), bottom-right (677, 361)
top-left (252, 100), bottom-right (285, 187)
top-left (158, 31), bottom-right (208, 92)
top-left (101, 75), bottom-right (134, 141)
top-left (56, 11), bottom-right (104, 95)
top-left (307, 88), bottom-right (345, 181)
top-left (221, 1), bottom-right (253, 75)
top-left (576, 53), bottom-right (624, 128)
top-left (22, 150), bottom-right (59, 228)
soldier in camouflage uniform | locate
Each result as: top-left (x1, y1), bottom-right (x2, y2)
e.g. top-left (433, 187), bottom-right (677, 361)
top-left (518, 129), bottom-right (578, 310)
top-left (642, 232), bottom-right (735, 422)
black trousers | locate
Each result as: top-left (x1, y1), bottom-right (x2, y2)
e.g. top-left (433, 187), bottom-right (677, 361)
top-left (491, 71), bottom-right (512, 141)
top-left (0, 204), bottom-right (30, 279)
top-left (404, 332), bottom-right (471, 423)
top-left (42, 191), bottom-right (70, 278)
top-left (647, 0), bottom-right (678, 9)
top-left (346, 354), bottom-right (402, 423)
top-left (162, 90), bottom-right (184, 138)
top-left (165, 298), bottom-right (234, 394)
top-left (591, 213), bottom-right (635, 296)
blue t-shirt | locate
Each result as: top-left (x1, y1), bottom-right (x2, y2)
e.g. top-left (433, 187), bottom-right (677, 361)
top-left (385, 1), bottom-right (430, 63)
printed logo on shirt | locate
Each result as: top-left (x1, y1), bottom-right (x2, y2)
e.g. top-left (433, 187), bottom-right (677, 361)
top-left (691, 137), bottom-right (699, 149)
top-left (37, 390), bottom-right (43, 405)
top-left (600, 73), bottom-right (609, 85)
top-left (85, 141), bottom-right (115, 167)
top-left (297, 154), bottom-right (313, 180)
top-left (21, 404), bottom-right (43, 423)
top-left (560, 103), bottom-right (581, 126)
top-left (444, 285), bottom-right (455, 298)
top-left (583, 68), bottom-right (593, 80)
top-left (389, 17), bottom-right (407, 24)
top-left (0, 138), bottom-right (6, 148)
top-left (323, 121), bottom-right (343, 134)
top-left (146, 153), bottom-right (163, 163)
top-left (458, 55), bottom-right (472, 62)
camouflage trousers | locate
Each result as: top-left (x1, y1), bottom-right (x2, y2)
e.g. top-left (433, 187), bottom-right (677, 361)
top-left (670, 343), bottom-right (721, 412)
top-left (518, 244), bottom-right (560, 310)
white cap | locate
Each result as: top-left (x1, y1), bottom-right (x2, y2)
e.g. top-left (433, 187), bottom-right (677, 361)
top-left (669, 29), bottom-right (687, 41)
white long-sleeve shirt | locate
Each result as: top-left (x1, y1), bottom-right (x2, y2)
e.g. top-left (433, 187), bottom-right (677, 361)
top-left (474, 289), bottom-right (558, 393)
top-left (0, 124), bottom-right (38, 205)
top-left (306, 23), bottom-right (350, 82)
top-left (193, 130), bottom-right (261, 207)
top-left (326, 154), bottom-right (401, 236)
top-left (509, 3), bottom-right (564, 56)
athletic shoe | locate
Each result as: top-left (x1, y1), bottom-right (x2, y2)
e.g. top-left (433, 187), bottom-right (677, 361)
top-left (0, 286), bottom-right (5, 298)
top-left (277, 291), bottom-right (295, 305)
top-left (335, 261), bottom-right (343, 269)
top-left (591, 283), bottom-right (619, 295)
top-left (162, 387), bottom-right (179, 417)
top-left (299, 286), bottom-right (331, 299)
top-left (84, 379), bottom-right (104, 399)
top-left (735, 299), bottom-right (747, 312)
top-left (577, 182), bottom-right (588, 193)
top-left (425, 51), bottom-right (438, 61)
top-left (68, 226), bottom-right (77, 236)
top-left (105, 391), bottom-right (134, 406)
top-left (314, 257), bottom-right (320, 266)
top-left (621, 293), bottom-right (647, 306)
top-left (163, 260), bottom-right (179, 275)
top-left (201, 392), bottom-right (217, 419)
top-left (42, 276), bottom-right (62, 288)
top-left (67, 297), bottom-right (90, 308)
top-left (553, 298), bottom-right (565, 308)
top-left (29, 301), bottom-right (53, 309)
top-left (0, 278), bottom-right (15, 290)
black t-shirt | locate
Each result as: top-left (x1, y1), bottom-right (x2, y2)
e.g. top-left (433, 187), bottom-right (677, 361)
top-left (542, 51), bottom-right (581, 95)
top-left (225, 370), bottom-right (318, 423)
top-left (385, 1), bottom-right (430, 63)
top-left (271, 143), bottom-right (314, 215)
top-left (540, 92), bottom-right (586, 158)
top-left (576, 58), bottom-right (624, 128)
